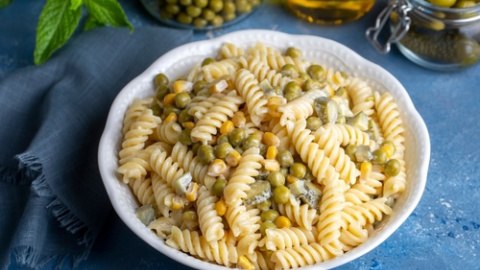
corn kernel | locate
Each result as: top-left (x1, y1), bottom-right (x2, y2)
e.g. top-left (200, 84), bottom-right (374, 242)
top-left (208, 159), bottom-right (228, 177)
top-left (263, 132), bottom-right (280, 147)
top-left (262, 159), bottom-right (280, 172)
top-left (381, 145), bottom-right (395, 158)
top-left (287, 174), bottom-right (298, 184)
top-left (268, 104), bottom-right (282, 118)
top-left (171, 196), bottom-right (185, 210)
top-left (182, 121), bottom-right (195, 129)
top-left (275, 216), bottom-right (291, 228)
top-left (267, 96), bottom-right (287, 106)
top-left (232, 111), bottom-right (246, 128)
top-left (237, 255), bottom-right (255, 270)
top-left (185, 182), bottom-right (199, 202)
top-left (266, 146), bottom-right (278, 160)
top-left (173, 80), bottom-right (193, 93)
top-left (163, 93), bottom-right (177, 106)
top-left (215, 200), bottom-right (227, 216)
top-left (361, 161), bottom-right (372, 179)
top-left (220, 120), bottom-right (235, 134)
top-left (165, 112), bottom-right (177, 124)
top-left (225, 150), bottom-right (242, 167)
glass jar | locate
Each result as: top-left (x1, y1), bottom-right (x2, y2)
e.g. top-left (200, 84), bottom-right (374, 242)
top-left (141, 0), bottom-right (262, 30)
top-left (287, 0), bottom-right (376, 24)
top-left (366, 0), bottom-right (480, 70)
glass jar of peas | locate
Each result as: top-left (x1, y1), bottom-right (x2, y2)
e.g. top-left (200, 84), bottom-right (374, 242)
top-left (141, 0), bottom-right (262, 30)
top-left (366, 0), bottom-right (480, 70)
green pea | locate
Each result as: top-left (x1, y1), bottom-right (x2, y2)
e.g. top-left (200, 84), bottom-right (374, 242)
top-left (335, 87), bottom-right (349, 99)
top-left (192, 80), bottom-right (206, 94)
top-left (267, 171), bottom-right (285, 187)
top-left (229, 128), bottom-right (246, 147)
top-left (163, 105), bottom-right (181, 117)
top-left (256, 199), bottom-right (271, 212)
top-left (186, 5), bottom-right (202, 17)
top-left (212, 178), bottom-right (227, 196)
top-left (277, 149), bottom-right (294, 167)
top-left (154, 73), bottom-right (169, 87)
top-left (192, 142), bottom-right (201, 155)
top-left (290, 163), bottom-right (307, 179)
top-left (198, 144), bottom-right (215, 164)
top-left (214, 142), bottom-right (233, 159)
top-left (261, 209), bottom-right (279, 222)
top-left (165, 4), bottom-right (180, 14)
top-left (179, 128), bottom-right (193, 146)
top-left (284, 81), bottom-right (302, 102)
top-left (223, 12), bottom-right (236, 21)
top-left (223, 1), bottom-right (236, 13)
top-left (178, 109), bottom-right (193, 124)
top-left (273, 185), bottom-right (290, 204)
top-left (307, 64), bottom-right (325, 80)
top-left (194, 0), bottom-right (208, 8)
top-left (381, 140), bottom-right (397, 154)
top-left (298, 72), bottom-right (310, 81)
top-left (193, 17), bottom-right (208, 29)
top-left (156, 84), bottom-right (169, 102)
top-left (371, 149), bottom-right (388, 165)
top-left (306, 116), bottom-right (322, 131)
top-left (243, 134), bottom-right (261, 150)
top-left (281, 64), bottom-right (299, 78)
top-left (236, 0), bottom-right (252, 13)
top-left (202, 57), bottom-right (216, 66)
top-left (211, 15), bottom-right (224, 27)
top-left (175, 92), bottom-right (191, 108)
top-left (179, 0), bottom-right (192, 5)
top-left (384, 159), bottom-right (401, 177)
top-left (209, 0), bottom-right (224, 12)
top-left (202, 8), bottom-right (216, 21)
top-left (150, 103), bottom-right (162, 117)
top-left (260, 221), bottom-right (277, 236)
top-left (303, 78), bottom-right (322, 92)
top-left (177, 12), bottom-right (193, 24)
top-left (217, 134), bottom-right (230, 145)
top-left (286, 47), bottom-right (302, 58)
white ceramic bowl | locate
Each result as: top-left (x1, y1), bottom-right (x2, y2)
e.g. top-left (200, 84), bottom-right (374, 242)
top-left (98, 30), bottom-right (430, 270)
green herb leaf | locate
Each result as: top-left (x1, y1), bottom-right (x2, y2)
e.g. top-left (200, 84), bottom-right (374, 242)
top-left (83, 0), bottom-right (133, 32)
top-left (70, 0), bottom-right (83, 10)
top-left (83, 14), bottom-right (105, 31)
top-left (0, 0), bottom-right (14, 8)
top-left (34, 0), bottom-right (82, 65)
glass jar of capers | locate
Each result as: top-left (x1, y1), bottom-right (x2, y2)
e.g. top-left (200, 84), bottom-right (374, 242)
top-left (141, 0), bottom-right (262, 30)
top-left (366, 0), bottom-right (480, 70)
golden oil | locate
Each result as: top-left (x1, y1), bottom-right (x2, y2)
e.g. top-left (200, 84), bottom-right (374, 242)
top-left (286, 0), bottom-right (375, 25)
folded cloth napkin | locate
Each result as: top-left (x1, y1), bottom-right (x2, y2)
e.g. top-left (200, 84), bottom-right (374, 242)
top-left (0, 26), bottom-right (193, 269)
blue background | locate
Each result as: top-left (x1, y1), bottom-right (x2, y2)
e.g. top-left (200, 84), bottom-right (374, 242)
top-left (2, 0), bottom-right (479, 269)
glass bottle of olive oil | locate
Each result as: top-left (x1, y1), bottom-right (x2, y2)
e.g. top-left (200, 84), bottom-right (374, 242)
top-left (287, 0), bottom-right (375, 24)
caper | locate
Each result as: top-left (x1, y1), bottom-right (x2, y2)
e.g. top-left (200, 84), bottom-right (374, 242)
top-left (267, 171), bottom-right (286, 187)
top-left (179, 128), bottom-right (193, 146)
top-left (177, 12), bottom-right (193, 24)
top-left (371, 149), bottom-right (388, 165)
top-left (163, 105), bottom-right (181, 117)
top-left (281, 64), bottom-right (299, 78)
top-left (155, 73), bottom-right (169, 87)
top-left (261, 209), bottom-right (280, 222)
top-left (198, 144), bottom-right (215, 164)
top-left (209, 0), bottom-right (224, 12)
top-left (229, 128), bottom-right (246, 147)
top-left (214, 142), bottom-right (233, 159)
top-left (384, 159), bottom-right (401, 177)
top-left (193, 17), bottom-right (208, 28)
top-left (202, 57), bottom-right (216, 66)
top-left (223, 12), bottom-right (236, 21)
top-left (277, 149), bottom-right (294, 167)
top-left (307, 64), bottom-right (325, 80)
top-left (186, 5), bottom-right (202, 17)
top-left (273, 185), bottom-right (291, 204)
top-left (212, 178), bottom-right (227, 196)
top-left (193, 0), bottom-right (208, 8)
top-left (165, 4), bottom-right (181, 15)
top-left (243, 134), bottom-right (261, 150)
top-left (286, 47), bottom-right (302, 58)
top-left (260, 221), bottom-right (277, 236)
top-left (223, 1), bottom-right (236, 13)
top-left (290, 162), bottom-right (307, 179)
top-left (306, 116), bottom-right (322, 131)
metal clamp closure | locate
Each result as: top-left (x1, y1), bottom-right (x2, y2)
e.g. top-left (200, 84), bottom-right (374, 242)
top-left (366, 0), bottom-right (412, 54)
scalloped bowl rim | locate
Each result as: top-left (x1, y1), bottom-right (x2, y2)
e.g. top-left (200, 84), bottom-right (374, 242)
top-left (98, 29), bottom-right (430, 270)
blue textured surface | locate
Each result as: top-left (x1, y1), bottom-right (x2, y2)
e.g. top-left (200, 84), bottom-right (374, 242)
top-left (2, 0), bottom-right (479, 269)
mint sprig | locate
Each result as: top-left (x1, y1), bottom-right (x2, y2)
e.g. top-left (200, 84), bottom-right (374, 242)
top-left (34, 0), bottom-right (133, 65)
top-left (0, 0), bottom-right (14, 8)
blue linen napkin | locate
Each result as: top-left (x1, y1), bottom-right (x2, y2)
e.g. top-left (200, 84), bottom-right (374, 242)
top-left (0, 26), bottom-right (193, 269)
